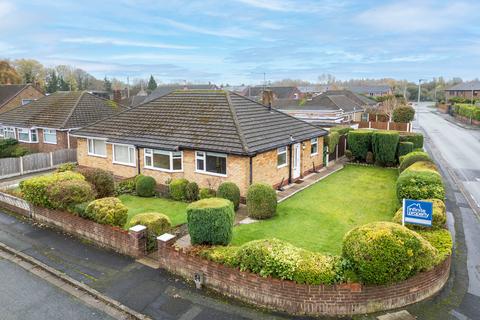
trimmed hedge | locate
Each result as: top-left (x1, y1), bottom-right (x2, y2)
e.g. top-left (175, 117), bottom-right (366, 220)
top-left (398, 141), bottom-right (414, 159)
top-left (342, 222), bottom-right (438, 284)
top-left (347, 130), bottom-right (372, 161)
top-left (330, 125), bottom-right (352, 135)
top-left (84, 197), bottom-right (128, 227)
top-left (20, 171), bottom-right (85, 208)
top-left (136, 175), bottom-right (156, 197)
top-left (392, 106), bottom-right (415, 123)
top-left (185, 182), bottom-right (199, 202)
top-left (169, 178), bottom-right (189, 201)
top-left (199, 188), bottom-right (216, 199)
top-left (77, 167), bottom-right (115, 198)
top-left (398, 151), bottom-right (431, 172)
top-left (399, 133), bottom-right (424, 149)
top-left (187, 198), bottom-right (235, 245)
top-left (127, 212), bottom-right (171, 251)
top-left (404, 161), bottom-right (439, 175)
top-left (372, 131), bottom-right (399, 165)
top-left (46, 179), bottom-right (96, 211)
top-left (396, 170), bottom-right (445, 201)
top-left (393, 198), bottom-right (447, 229)
top-left (246, 183), bottom-right (277, 219)
top-left (417, 229), bottom-right (452, 264)
top-left (217, 182), bottom-right (241, 210)
top-left (455, 103), bottom-right (480, 121)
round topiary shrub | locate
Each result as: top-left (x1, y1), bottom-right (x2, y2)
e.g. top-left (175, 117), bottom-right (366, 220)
top-left (46, 179), bottom-right (96, 210)
top-left (398, 151), bottom-right (432, 172)
top-left (187, 198), bottom-right (234, 245)
top-left (393, 198), bottom-right (447, 229)
top-left (84, 197), bottom-right (128, 227)
top-left (185, 182), bottom-right (199, 202)
top-left (217, 182), bottom-right (241, 210)
top-left (127, 212), bottom-right (171, 251)
top-left (397, 141), bottom-right (414, 159)
top-left (342, 222), bottom-right (438, 284)
top-left (199, 187), bottom-right (216, 199)
top-left (77, 167), bottom-right (115, 198)
top-left (372, 131), bottom-right (399, 165)
top-left (136, 175), bottom-right (156, 197)
top-left (393, 106), bottom-right (415, 123)
top-left (169, 178), bottom-right (189, 201)
top-left (396, 170), bottom-right (445, 201)
top-left (20, 171), bottom-right (85, 208)
top-left (347, 130), bottom-right (373, 161)
top-left (403, 161), bottom-right (439, 175)
top-left (246, 183), bottom-right (277, 219)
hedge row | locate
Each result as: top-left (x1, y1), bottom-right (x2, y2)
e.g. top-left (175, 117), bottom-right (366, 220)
top-left (372, 131), bottom-right (399, 165)
top-left (399, 132), bottom-right (424, 149)
top-left (453, 104), bottom-right (480, 120)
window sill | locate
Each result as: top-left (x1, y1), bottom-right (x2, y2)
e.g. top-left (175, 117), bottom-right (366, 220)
top-left (113, 161), bottom-right (136, 167)
top-left (144, 166), bottom-right (183, 173)
top-left (195, 170), bottom-right (227, 178)
top-left (277, 163), bottom-right (288, 169)
top-left (88, 153), bottom-right (107, 158)
top-left (311, 153), bottom-right (319, 157)
top-left (18, 140), bottom-right (38, 144)
top-left (44, 141), bottom-right (57, 145)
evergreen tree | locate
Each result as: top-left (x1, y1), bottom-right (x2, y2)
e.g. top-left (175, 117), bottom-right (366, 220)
top-left (45, 70), bottom-right (59, 93)
top-left (58, 77), bottom-right (70, 91)
top-left (104, 76), bottom-right (112, 93)
top-left (147, 75), bottom-right (157, 91)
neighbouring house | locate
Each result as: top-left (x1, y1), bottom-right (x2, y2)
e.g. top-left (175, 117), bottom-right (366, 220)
top-left (243, 86), bottom-right (303, 101)
top-left (274, 90), bottom-right (376, 127)
top-left (347, 85), bottom-right (392, 97)
top-left (143, 83), bottom-right (219, 104)
top-left (445, 81), bottom-right (480, 101)
top-left (120, 86), bottom-right (148, 108)
top-left (297, 85), bottom-right (331, 98)
top-left (0, 91), bottom-right (128, 153)
top-left (71, 90), bottom-right (327, 196)
top-left (0, 84), bottom-right (44, 114)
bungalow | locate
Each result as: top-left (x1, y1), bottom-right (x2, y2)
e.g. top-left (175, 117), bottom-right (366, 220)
top-left (347, 85), bottom-right (392, 97)
top-left (71, 90), bottom-right (327, 196)
top-left (0, 84), bottom-right (44, 114)
top-left (0, 91), bottom-right (127, 153)
top-left (445, 81), bottom-right (480, 102)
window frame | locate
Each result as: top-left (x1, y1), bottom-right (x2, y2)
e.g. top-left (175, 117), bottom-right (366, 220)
top-left (87, 138), bottom-right (107, 158)
top-left (143, 148), bottom-right (183, 172)
top-left (277, 146), bottom-right (288, 168)
top-left (17, 128), bottom-right (38, 143)
top-left (112, 143), bottom-right (136, 167)
top-left (43, 129), bottom-right (57, 144)
top-left (310, 138), bottom-right (318, 156)
top-left (21, 99), bottom-right (34, 106)
top-left (195, 151), bottom-right (227, 177)
top-left (3, 127), bottom-right (15, 139)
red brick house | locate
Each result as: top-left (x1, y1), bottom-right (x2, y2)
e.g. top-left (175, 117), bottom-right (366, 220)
top-left (0, 91), bottom-right (127, 153)
top-left (0, 84), bottom-right (44, 114)
top-left (445, 81), bottom-right (480, 101)
top-left (72, 90), bottom-right (327, 196)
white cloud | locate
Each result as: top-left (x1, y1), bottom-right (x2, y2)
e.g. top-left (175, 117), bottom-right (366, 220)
top-left (160, 18), bottom-right (254, 38)
top-left (357, 1), bottom-right (473, 32)
top-left (0, 0), bottom-right (14, 18)
top-left (235, 0), bottom-right (344, 13)
top-left (61, 37), bottom-right (195, 49)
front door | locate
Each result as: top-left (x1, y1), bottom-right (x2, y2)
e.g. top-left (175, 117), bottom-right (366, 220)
top-left (292, 143), bottom-right (301, 179)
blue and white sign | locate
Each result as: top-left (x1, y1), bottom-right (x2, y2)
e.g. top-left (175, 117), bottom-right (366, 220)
top-left (402, 199), bottom-right (433, 227)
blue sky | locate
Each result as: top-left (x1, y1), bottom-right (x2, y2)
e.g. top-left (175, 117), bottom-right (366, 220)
top-left (0, 0), bottom-right (479, 84)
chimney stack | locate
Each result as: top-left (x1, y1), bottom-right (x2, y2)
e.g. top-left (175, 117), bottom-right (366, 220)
top-left (112, 89), bottom-right (122, 104)
top-left (262, 89), bottom-right (274, 110)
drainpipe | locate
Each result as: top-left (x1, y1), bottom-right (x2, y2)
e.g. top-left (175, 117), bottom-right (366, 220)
top-left (288, 144), bottom-right (293, 184)
top-left (249, 156), bottom-right (253, 185)
top-left (67, 130), bottom-right (71, 149)
top-left (136, 146), bottom-right (141, 175)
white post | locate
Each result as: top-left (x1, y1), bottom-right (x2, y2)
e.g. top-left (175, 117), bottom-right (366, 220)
top-left (368, 121), bottom-right (371, 129)
top-left (402, 199), bottom-right (406, 227)
top-left (49, 152), bottom-right (54, 168)
top-left (326, 146), bottom-right (329, 167)
top-left (19, 156), bottom-right (24, 175)
top-left (387, 121), bottom-right (390, 130)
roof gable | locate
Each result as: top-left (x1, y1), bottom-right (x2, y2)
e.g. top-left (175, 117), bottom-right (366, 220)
top-left (0, 84), bottom-right (29, 107)
top-left (446, 81), bottom-right (480, 91)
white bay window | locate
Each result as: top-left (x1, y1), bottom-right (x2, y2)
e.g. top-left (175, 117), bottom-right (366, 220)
top-left (195, 151), bottom-right (227, 176)
top-left (144, 149), bottom-right (183, 172)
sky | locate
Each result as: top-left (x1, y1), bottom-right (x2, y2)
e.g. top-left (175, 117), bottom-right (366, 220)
top-left (0, 0), bottom-right (479, 84)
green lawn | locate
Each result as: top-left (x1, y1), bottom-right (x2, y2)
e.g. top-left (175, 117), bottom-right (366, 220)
top-left (232, 165), bottom-right (400, 255)
top-left (118, 194), bottom-right (188, 227)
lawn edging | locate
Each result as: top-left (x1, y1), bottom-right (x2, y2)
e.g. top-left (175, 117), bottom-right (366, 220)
top-left (0, 191), bottom-right (147, 258)
top-left (157, 234), bottom-right (451, 316)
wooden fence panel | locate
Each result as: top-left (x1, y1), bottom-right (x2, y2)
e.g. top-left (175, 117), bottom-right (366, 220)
top-left (52, 149), bottom-right (77, 165)
top-left (22, 153), bottom-right (50, 173)
top-left (0, 158), bottom-right (21, 178)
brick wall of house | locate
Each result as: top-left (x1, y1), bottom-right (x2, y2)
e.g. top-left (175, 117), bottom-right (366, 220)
top-left (300, 136), bottom-right (324, 176)
top-left (251, 148), bottom-right (290, 188)
top-left (0, 86), bottom-right (44, 114)
top-left (18, 129), bottom-right (72, 153)
top-left (446, 90), bottom-right (480, 100)
top-left (157, 240), bottom-right (451, 316)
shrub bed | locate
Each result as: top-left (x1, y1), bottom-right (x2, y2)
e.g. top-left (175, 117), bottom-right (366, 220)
top-left (136, 175), bottom-right (156, 197)
top-left (77, 167), bottom-right (115, 198)
top-left (19, 171), bottom-right (85, 208)
top-left (396, 170), bottom-right (445, 200)
top-left (84, 197), bottom-right (128, 227)
top-left (398, 151), bottom-right (431, 172)
top-left (417, 229), bottom-right (452, 264)
top-left (115, 177), bottom-right (136, 195)
top-left (217, 182), bottom-right (240, 210)
top-left (399, 133), bottom-right (424, 149)
top-left (392, 198), bottom-right (446, 229)
top-left (127, 212), bottom-right (171, 251)
top-left (56, 162), bottom-right (77, 173)
top-left (342, 222), bottom-right (437, 284)
top-left (46, 179), bottom-right (96, 211)
top-left (403, 161), bottom-right (439, 175)
top-left (246, 183), bottom-right (277, 219)
top-left (372, 131), bottom-right (399, 165)
top-left (185, 182), bottom-right (199, 202)
top-left (347, 130), bottom-right (372, 161)
top-left (199, 188), bottom-right (216, 199)
top-left (187, 198), bottom-right (234, 245)
top-left (169, 178), bottom-right (189, 201)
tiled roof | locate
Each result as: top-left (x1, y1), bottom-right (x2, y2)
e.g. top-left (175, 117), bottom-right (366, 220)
top-left (0, 84), bottom-right (29, 107)
top-left (348, 85), bottom-right (391, 94)
top-left (144, 84), bottom-right (219, 103)
top-left (245, 86), bottom-right (300, 99)
top-left (72, 90), bottom-right (326, 156)
top-left (0, 91), bottom-right (127, 129)
top-left (446, 81), bottom-right (480, 91)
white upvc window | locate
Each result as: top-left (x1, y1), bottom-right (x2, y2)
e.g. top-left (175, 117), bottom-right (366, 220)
top-left (43, 129), bottom-right (57, 144)
top-left (4, 127), bottom-right (15, 139)
top-left (113, 144), bottom-right (136, 166)
top-left (0, 127), bottom-right (3, 138)
top-left (17, 128), bottom-right (38, 143)
top-left (87, 138), bottom-right (107, 157)
top-left (311, 138), bottom-right (318, 156)
top-left (195, 151), bottom-right (227, 176)
top-left (277, 146), bottom-right (288, 168)
top-left (144, 149), bottom-right (183, 172)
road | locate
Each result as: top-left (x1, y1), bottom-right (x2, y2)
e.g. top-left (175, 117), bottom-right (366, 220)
top-left (0, 257), bottom-right (114, 320)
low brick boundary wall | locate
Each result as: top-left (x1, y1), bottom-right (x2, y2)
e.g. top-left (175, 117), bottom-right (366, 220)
top-left (454, 115), bottom-right (480, 126)
top-left (157, 237), bottom-right (451, 316)
top-left (0, 191), bottom-right (146, 258)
